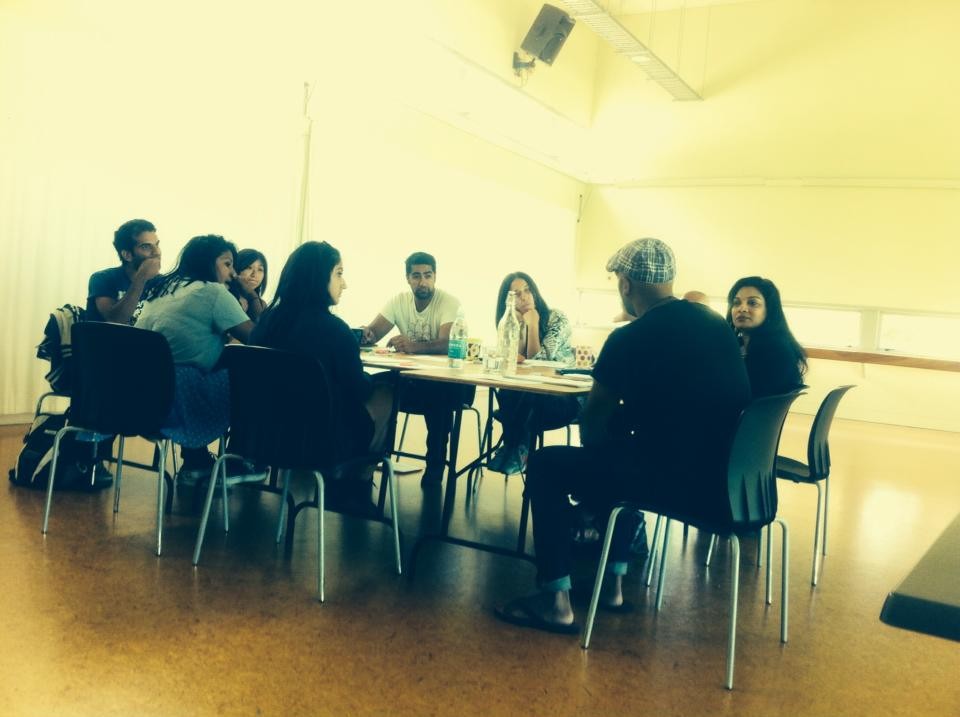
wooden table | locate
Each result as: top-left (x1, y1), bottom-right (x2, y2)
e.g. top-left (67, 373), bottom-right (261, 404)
top-left (362, 353), bottom-right (592, 570)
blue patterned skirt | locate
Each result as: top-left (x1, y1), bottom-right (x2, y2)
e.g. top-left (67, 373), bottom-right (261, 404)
top-left (162, 365), bottom-right (230, 448)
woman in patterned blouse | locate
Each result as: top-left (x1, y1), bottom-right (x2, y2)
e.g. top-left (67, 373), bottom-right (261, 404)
top-left (488, 272), bottom-right (580, 476)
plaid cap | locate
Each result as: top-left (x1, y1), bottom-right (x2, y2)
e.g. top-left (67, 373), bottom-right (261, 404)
top-left (605, 238), bottom-right (676, 284)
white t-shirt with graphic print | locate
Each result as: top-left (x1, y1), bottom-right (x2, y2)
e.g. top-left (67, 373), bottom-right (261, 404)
top-left (380, 288), bottom-right (461, 342)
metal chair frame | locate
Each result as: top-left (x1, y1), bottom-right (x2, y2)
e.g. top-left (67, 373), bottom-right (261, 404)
top-left (191, 345), bottom-right (402, 602)
top-left (580, 391), bottom-right (801, 690)
top-left (40, 322), bottom-right (175, 556)
top-left (776, 384), bottom-right (855, 586)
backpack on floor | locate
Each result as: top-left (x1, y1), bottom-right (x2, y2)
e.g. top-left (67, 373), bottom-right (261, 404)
top-left (8, 413), bottom-right (113, 491)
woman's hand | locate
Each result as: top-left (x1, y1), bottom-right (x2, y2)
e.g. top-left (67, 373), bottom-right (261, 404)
top-left (522, 308), bottom-right (540, 329)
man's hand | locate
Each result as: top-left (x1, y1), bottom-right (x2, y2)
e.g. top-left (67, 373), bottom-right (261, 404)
top-left (361, 326), bottom-right (377, 345)
top-left (135, 257), bottom-right (161, 283)
top-left (387, 334), bottom-right (417, 353)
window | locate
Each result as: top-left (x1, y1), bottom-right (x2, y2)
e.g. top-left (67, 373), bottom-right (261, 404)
top-left (784, 306), bottom-right (861, 349)
top-left (878, 313), bottom-right (960, 360)
top-left (575, 289), bottom-right (959, 361)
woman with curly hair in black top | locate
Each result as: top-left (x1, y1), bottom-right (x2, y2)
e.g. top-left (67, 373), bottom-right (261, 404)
top-left (726, 276), bottom-right (807, 397)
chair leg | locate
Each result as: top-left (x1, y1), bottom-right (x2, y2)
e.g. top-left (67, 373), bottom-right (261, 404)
top-left (775, 517), bottom-right (790, 643)
top-left (468, 406), bottom-right (483, 475)
top-left (41, 426), bottom-right (78, 533)
top-left (472, 412), bottom-right (493, 496)
top-left (155, 440), bottom-right (168, 556)
top-left (396, 413), bottom-right (410, 454)
top-left (705, 534), bottom-right (718, 566)
top-left (192, 454), bottom-right (229, 565)
top-left (644, 514), bottom-right (663, 587)
top-left (221, 461), bottom-right (231, 534)
top-left (113, 435), bottom-right (126, 513)
top-left (581, 505), bottom-right (625, 649)
top-left (812, 482), bottom-right (824, 586)
top-left (383, 458), bottom-right (402, 575)
top-left (765, 523), bottom-right (774, 604)
top-left (314, 471), bottom-right (325, 602)
top-left (655, 519), bottom-right (672, 611)
top-left (757, 527), bottom-right (764, 568)
top-left (822, 478), bottom-right (830, 556)
top-left (725, 534), bottom-right (741, 690)
top-left (275, 469), bottom-right (290, 545)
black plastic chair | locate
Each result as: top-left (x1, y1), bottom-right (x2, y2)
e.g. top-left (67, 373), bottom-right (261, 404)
top-left (776, 385), bottom-right (855, 586)
top-left (41, 322), bottom-right (175, 556)
top-left (191, 345), bottom-right (402, 602)
top-left (581, 390), bottom-right (802, 690)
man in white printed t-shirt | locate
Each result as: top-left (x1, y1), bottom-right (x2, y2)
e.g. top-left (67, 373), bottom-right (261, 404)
top-left (362, 252), bottom-right (475, 487)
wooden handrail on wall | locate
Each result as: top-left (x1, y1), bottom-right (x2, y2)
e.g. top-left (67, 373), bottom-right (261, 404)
top-left (804, 347), bottom-right (960, 373)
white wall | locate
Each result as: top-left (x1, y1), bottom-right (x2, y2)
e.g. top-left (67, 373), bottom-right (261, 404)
top-left (0, 0), bottom-right (585, 417)
top-left (574, 0), bottom-right (960, 430)
top-left (3, 0), bottom-right (957, 431)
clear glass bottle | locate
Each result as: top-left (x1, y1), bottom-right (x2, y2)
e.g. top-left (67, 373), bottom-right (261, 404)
top-left (448, 308), bottom-right (468, 368)
top-left (497, 291), bottom-right (521, 376)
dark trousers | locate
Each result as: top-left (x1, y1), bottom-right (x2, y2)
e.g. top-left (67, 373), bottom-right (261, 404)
top-left (526, 444), bottom-right (669, 585)
top-left (495, 389), bottom-right (580, 448)
top-left (400, 380), bottom-right (476, 468)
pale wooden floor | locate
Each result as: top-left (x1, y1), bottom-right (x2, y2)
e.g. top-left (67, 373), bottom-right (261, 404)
top-left (1, 407), bottom-right (958, 716)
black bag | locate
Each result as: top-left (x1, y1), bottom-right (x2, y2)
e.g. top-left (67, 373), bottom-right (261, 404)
top-left (8, 413), bottom-right (113, 491)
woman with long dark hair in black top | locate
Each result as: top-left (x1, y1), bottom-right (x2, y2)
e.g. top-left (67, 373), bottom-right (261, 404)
top-left (726, 276), bottom-right (807, 397)
top-left (251, 241), bottom-right (393, 511)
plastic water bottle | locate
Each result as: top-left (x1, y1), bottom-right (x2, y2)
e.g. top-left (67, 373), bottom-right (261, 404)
top-left (497, 291), bottom-right (521, 376)
top-left (448, 309), bottom-right (468, 368)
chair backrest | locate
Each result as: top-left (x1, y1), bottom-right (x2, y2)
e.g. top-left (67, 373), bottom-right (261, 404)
top-left (70, 322), bottom-right (175, 437)
top-left (221, 345), bottom-right (338, 471)
top-left (806, 384), bottom-right (855, 480)
top-left (725, 390), bottom-right (803, 531)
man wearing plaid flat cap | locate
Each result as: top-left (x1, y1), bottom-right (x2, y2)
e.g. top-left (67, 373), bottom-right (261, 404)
top-left (496, 238), bottom-right (750, 635)
top-left (605, 237), bottom-right (676, 284)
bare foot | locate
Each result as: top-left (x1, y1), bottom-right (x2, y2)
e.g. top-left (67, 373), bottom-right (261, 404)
top-left (601, 574), bottom-right (624, 608)
top-left (494, 591), bottom-right (578, 634)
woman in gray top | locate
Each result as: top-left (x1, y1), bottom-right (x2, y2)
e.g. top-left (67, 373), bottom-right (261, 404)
top-left (138, 235), bottom-right (253, 480)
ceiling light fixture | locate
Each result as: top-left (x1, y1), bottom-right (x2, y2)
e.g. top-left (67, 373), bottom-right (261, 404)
top-left (559, 0), bottom-right (701, 100)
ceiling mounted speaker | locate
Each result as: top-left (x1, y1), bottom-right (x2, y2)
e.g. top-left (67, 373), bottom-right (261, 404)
top-left (520, 4), bottom-right (576, 66)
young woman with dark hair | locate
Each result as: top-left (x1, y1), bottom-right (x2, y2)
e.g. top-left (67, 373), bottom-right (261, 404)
top-left (251, 241), bottom-right (394, 510)
top-left (138, 235), bottom-right (254, 481)
top-left (726, 275), bottom-right (808, 397)
top-left (231, 248), bottom-right (268, 321)
top-left (494, 272), bottom-right (575, 364)
top-left (488, 272), bottom-right (579, 476)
